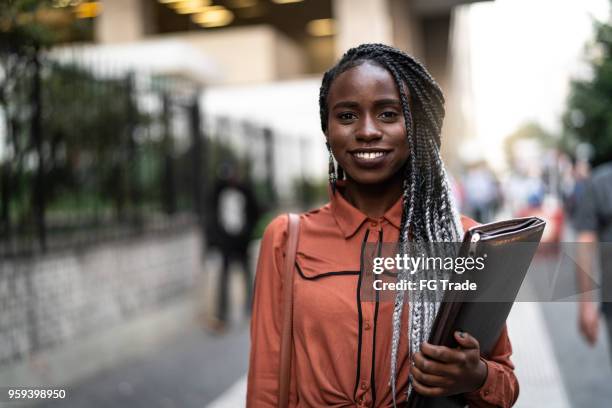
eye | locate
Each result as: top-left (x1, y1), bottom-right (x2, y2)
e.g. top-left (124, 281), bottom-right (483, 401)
top-left (379, 110), bottom-right (399, 121)
top-left (337, 112), bottom-right (357, 122)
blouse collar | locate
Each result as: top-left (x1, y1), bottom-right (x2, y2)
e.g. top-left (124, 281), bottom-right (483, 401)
top-left (329, 181), bottom-right (403, 239)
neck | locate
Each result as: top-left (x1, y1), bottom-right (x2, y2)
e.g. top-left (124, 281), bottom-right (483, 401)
top-left (341, 170), bottom-right (404, 218)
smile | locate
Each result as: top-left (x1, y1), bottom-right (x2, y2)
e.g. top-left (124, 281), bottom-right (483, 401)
top-left (351, 151), bottom-right (388, 160)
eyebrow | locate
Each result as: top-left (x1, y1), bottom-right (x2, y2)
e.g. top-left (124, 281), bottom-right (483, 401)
top-left (373, 98), bottom-right (401, 107)
top-left (332, 101), bottom-right (359, 110)
top-left (331, 98), bottom-right (402, 110)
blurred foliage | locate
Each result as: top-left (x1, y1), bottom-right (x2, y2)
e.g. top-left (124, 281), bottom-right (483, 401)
top-left (2, 60), bottom-right (153, 226)
top-left (0, 0), bottom-right (57, 52)
top-left (251, 210), bottom-right (276, 241)
top-left (563, 14), bottom-right (612, 166)
top-left (293, 177), bottom-right (328, 210)
top-left (504, 122), bottom-right (555, 168)
top-left (251, 177), bottom-right (328, 240)
top-left (0, 0), bottom-right (93, 51)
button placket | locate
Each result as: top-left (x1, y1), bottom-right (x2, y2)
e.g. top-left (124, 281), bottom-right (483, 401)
top-left (356, 231), bottom-right (377, 404)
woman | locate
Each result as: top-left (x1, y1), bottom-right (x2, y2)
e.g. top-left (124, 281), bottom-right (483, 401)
top-left (247, 44), bottom-right (518, 407)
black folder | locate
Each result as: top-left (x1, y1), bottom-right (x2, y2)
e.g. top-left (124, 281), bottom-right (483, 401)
top-left (407, 216), bottom-right (546, 408)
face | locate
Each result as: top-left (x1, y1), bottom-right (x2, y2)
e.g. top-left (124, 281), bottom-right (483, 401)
top-left (326, 61), bottom-right (410, 186)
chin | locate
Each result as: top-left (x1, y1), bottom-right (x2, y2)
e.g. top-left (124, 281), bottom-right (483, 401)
top-left (344, 172), bottom-right (394, 186)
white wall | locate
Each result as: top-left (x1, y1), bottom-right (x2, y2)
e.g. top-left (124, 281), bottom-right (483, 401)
top-left (150, 25), bottom-right (308, 85)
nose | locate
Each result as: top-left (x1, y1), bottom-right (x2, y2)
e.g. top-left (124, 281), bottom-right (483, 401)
top-left (355, 114), bottom-right (383, 142)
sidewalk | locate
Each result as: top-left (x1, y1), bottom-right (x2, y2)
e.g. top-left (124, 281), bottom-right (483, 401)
top-left (507, 302), bottom-right (569, 407)
top-left (206, 301), bottom-right (571, 408)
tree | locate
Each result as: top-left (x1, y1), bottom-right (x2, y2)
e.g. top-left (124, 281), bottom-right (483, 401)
top-left (563, 13), bottom-right (612, 166)
top-left (0, 1), bottom-right (143, 244)
top-left (0, 0), bottom-right (56, 240)
top-left (504, 122), bottom-right (554, 170)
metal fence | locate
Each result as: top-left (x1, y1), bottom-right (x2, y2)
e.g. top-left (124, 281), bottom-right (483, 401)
top-left (0, 49), bottom-right (282, 258)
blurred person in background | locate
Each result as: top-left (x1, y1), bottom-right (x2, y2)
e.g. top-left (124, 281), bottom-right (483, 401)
top-left (516, 193), bottom-right (564, 244)
top-left (462, 161), bottom-right (501, 223)
top-left (208, 160), bottom-right (260, 333)
top-left (565, 160), bottom-right (591, 227)
top-left (247, 44), bottom-right (518, 407)
top-left (574, 160), bottom-right (612, 363)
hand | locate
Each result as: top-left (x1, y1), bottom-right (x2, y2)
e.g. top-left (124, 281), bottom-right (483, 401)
top-left (411, 331), bottom-right (488, 397)
top-left (579, 302), bottom-right (599, 346)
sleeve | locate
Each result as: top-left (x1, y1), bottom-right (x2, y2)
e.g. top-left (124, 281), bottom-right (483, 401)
top-left (464, 324), bottom-right (519, 407)
top-left (246, 214), bottom-right (289, 407)
top-left (574, 178), bottom-right (598, 233)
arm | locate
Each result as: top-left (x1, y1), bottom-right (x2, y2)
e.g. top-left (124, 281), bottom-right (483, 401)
top-left (463, 324), bottom-right (519, 407)
top-left (577, 231), bottom-right (599, 345)
top-left (573, 179), bottom-right (600, 345)
top-left (246, 215), bottom-right (288, 407)
top-left (411, 324), bottom-right (518, 408)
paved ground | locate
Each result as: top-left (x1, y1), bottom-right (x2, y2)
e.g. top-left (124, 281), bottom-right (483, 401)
top-left (37, 324), bottom-right (249, 408)
top-left (540, 302), bottom-right (612, 407)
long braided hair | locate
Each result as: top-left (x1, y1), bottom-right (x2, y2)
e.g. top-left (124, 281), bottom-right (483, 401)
top-left (319, 43), bottom-right (464, 404)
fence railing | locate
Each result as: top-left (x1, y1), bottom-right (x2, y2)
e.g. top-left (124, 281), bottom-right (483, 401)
top-left (0, 50), bottom-right (286, 258)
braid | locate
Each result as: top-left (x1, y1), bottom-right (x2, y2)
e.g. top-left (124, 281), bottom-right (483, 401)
top-left (319, 43), bottom-right (463, 406)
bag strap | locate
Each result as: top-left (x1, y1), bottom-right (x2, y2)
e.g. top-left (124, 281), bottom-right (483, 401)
top-left (278, 213), bottom-right (300, 408)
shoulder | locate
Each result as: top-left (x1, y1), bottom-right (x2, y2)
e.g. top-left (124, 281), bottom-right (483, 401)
top-left (261, 214), bottom-right (290, 247)
top-left (591, 163), bottom-right (612, 184)
top-left (262, 202), bottom-right (329, 233)
top-left (261, 203), bottom-right (336, 244)
top-left (460, 214), bottom-right (480, 231)
top-left (301, 202), bottom-right (332, 222)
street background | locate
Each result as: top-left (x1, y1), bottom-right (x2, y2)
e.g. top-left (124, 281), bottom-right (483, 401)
top-left (1, 0), bottom-right (612, 407)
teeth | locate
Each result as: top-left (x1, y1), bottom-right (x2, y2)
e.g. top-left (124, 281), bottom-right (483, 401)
top-left (354, 151), bottom-right (385, 160)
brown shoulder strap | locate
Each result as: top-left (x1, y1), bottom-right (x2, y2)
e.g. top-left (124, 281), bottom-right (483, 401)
top-left (278, 213), bottom-right (300, 408)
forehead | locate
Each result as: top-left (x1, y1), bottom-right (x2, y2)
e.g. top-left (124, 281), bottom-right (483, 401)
top-left (327, 61), bottom-right (401, 103)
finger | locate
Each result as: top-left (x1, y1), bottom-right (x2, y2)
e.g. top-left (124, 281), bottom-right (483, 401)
top-left (411, 365), bottom-right (453, 388)
top-left (420, 342), bottom-right (467, 365)
top-left (413, 352), bottom-right (459, 377)
top-left (411, 375), bottom-right (447, 398)
top-left (454, 330), bottom-right (480, 350)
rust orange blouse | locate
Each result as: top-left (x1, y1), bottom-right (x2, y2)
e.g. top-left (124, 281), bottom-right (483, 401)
top-left (247, 188), bottom-right (519, 407)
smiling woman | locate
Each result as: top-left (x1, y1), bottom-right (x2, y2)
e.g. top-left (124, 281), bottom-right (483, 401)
top-left (325, 60), bottom-right (409, 200)
top-left (247, 44), bottom-right (519, 408)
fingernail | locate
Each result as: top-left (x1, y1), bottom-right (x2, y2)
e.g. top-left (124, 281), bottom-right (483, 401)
top-left (457, 330), bottom-right (465, 338)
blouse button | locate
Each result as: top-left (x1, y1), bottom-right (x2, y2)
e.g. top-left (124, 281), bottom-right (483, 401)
top-left (360, 381), bottom-right (368, 390)
top-left (370, 221), bottom-right (378, 227)
top-left (364, 321), bottom-right (371, 331)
